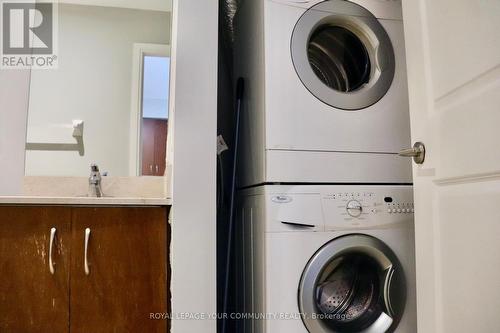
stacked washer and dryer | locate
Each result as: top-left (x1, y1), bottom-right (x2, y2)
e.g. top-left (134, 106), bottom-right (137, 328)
top-left (233, 1), bottom-right (416, 333)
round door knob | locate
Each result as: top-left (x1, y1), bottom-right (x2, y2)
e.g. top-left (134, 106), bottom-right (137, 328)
top-left (346, 200), bottom-right (363, 217)
top-left (399, 142), bottom-right (426, 164)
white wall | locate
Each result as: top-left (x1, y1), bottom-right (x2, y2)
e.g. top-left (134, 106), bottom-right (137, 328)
top-left (58, 0), bottom-right (172, 12)
top-left (169, 0), bottom-right (218, 332)
top-left (25, 4), bottom-right (170, 177)
top-left (0, 70), bottom-right (30, 195)
top-left (0, 0), bottom-right (30, 195)
top-left (143, 56), bottom-right (170, 119)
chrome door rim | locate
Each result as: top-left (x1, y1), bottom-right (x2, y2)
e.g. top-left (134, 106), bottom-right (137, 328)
top-left (291, 0), bottom-right (396, 110)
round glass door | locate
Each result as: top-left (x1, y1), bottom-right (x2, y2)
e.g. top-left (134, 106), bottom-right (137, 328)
top-left (308, 26), bottom-right (371, 93)
top-left (291, 0), bottom-right (395, 110)
top-left (298, 235), bottom-right (406, 333)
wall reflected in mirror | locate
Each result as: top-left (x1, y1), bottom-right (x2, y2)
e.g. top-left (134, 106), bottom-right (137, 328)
top-left (25, 1), bottom-right (171, 177)
top-left (140, 55), bottom-right (170, 176)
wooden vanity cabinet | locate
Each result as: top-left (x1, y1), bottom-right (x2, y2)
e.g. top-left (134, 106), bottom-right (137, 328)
top-left (0, 206), bottom-right (169, 333)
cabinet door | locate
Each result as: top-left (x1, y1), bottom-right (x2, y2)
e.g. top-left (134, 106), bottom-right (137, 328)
top-left (153, 119), bottom-right (168, 176)
top-left (70, 207), bottom-right (169, 333)
top-left (0, 206), bottom-right (71, 333)
top-left (142, 119), bottom-right (156, 176)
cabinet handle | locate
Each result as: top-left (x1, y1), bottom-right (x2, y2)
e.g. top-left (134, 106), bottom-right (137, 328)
top-left (150, 165), bottom-right (153, 173)
top-left (49, 227), bottom-right (57, 275)
top-left (156, 165), bottom-right (159, 174)
top-left (84, 228), bottom-right (91, 275)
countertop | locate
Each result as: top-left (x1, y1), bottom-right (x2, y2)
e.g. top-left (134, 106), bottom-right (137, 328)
top-left (0, 176), bottom-right (172, 206)
top-left (0, 196), bottom-right (172, 206)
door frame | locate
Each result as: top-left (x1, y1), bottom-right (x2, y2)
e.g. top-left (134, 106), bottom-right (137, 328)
top-left (169, 0), bottom-right (218, 332)
top-left (129, 43), bottom-right (171, 176)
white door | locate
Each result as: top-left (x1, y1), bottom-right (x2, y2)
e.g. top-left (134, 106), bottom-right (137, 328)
top-left (401, 0), bottom-right (500, 332)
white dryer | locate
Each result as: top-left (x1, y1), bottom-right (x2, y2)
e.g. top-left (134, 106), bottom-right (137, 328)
top-left (234, 0), bottom-right (412, 186)
top-left (235, 185), bottom-right (416, 333)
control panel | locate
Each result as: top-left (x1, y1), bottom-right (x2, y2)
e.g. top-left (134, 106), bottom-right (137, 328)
top-left (321, 187), bottom-right (414, 230)
top-left (259, 185), bottom-right (414, 232)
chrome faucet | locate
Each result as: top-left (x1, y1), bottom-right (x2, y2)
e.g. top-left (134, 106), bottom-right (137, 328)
top-left (88, 164), bottom-right (104, 198)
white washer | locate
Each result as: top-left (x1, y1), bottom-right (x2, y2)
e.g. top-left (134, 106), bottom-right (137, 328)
top-left (236, 185), bottom-right (416, 333)
top-left (234, 0), bottom-right (412, 186)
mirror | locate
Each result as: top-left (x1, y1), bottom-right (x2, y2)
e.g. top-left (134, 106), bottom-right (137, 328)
top-left (25, 0), bottom-right (172, 177)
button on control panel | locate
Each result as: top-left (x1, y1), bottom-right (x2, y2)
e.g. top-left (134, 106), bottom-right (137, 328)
top-left (386, 202), bottom-right (414, 214)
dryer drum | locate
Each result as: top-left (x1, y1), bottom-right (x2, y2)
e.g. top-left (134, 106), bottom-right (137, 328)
top-left (308, 26), bottom-right (371, 93)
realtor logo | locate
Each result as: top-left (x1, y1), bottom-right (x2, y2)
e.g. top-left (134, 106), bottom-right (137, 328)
top-left (1, 1), bottom-right (58, 68)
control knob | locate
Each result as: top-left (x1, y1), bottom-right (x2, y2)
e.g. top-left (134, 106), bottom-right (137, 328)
top-left (346, 200), bottom-right (363, 217)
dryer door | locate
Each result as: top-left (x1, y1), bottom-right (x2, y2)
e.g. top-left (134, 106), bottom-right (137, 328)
top-left (298, 234), bottom-right (406, 333)
top-left (291, 0), bottom-right (395, 110)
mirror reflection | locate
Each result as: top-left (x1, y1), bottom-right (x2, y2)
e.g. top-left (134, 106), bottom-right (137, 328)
top-left (25, 1), bottom-right (171, 177)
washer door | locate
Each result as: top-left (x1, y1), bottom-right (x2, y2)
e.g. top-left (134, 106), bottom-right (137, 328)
top-left (291, 0), bottom-right (395, 110)
top-left (298, 235), bottom-right (406, 333)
